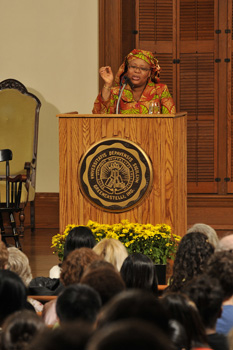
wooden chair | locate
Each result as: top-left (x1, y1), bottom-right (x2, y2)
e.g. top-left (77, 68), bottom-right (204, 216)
top-left (0, 79), bottom-right (41, 234)
top-left (0, 149), bottom-right (23, 248)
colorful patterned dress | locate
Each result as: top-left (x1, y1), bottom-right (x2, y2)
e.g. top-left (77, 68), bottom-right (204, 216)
top-left (92, 81), bottom-right (176, 115)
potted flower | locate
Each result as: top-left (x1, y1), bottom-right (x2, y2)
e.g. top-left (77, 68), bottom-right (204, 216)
top-left (51, 220), bottom-right (181, 283)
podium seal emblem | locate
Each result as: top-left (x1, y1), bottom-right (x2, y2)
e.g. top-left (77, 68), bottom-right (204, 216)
top-left (78, 138), bottom-right (153, 212)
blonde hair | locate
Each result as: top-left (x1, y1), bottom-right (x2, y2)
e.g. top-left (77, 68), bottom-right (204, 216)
top-left (7, 247), bottom-right (33, 286)
top-left (0, 241), bottom-right (8, 269)
top-left (187, 223), bottom-right (219, 249)
top-left (93, 238), bottom-right (128, 271)
top-left (218, 233), bottom-right (233, 251)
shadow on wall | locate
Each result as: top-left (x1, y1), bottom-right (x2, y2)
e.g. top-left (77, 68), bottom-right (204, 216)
top-left (28, 87), bottom-right (60, 193)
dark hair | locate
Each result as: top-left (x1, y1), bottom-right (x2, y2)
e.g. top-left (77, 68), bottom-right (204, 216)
top-left (161, 292), bottom-right (208, 348)
top-left (28, 322), bottom-right (93, 350)
top-left (183, 274), bottom-right (224, 329)
top-left (205, 250), bottom-right (233, 299)
top-left (168, 319), bottom-right (189, 350)
top-left (1, 310), bottom-right (45, 350)
top-left (80, 266), bottom-right (125, 305)
top-left (96, 289), bottom-right (170, 333)
top-left (120, 253), bottom-right (158, 295)
top-left (87, 319), bottom-right (174, 350)
top-left (63, 226), bottom-right (96, 260)
top-left (168, 232), bottom-right (214, 292)
top-left (0, 270), bottom-right (27, 326)
top-left (60, 248), bottom-right (102, 286)
top-left (56, 284), bottom-right (102, 323)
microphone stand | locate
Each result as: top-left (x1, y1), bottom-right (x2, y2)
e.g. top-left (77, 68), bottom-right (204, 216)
top-left (116, 76), bottom-right (134, 114)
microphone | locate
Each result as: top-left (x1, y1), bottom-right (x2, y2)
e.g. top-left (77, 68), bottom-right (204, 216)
top-left (116, 75), bottom-right (134, 114)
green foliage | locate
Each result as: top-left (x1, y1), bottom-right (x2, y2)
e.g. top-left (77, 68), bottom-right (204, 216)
top-left (51, 220), bottom-right (181, 264)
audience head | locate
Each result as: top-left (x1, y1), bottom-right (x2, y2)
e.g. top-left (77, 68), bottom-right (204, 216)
top-left (1, 310), bottom-right (45, 350)
top-left (63, 226), bottom-right (96, 260)
top-left (120, 252), bottom-right (158, 295)
top-left (87, 319), bottom-right (174, 350)
top-left (218, 233), bottom-right (233, 251)
top-left (161, 292), bottom-right (207, 349)
top-left (56, 284), bottom-right (102, 324)
top-left (187, 223), bottom-right (219, 249)
top-left (80, 263), bottom-right (125, 305)
top-left (7, 247), bottom-right (33, 286)
top-left (0, 269), bottom-right (28, 326)
top-left (96, 289), bottom-right (170, 334)
top-left (0, 240), bottom-right (8, 269)
top-left (93, 238), bottom-right (128, 271)
top-left (183, 274), bottom-right (224, 329)
top-left (84, 259), bottom-right (116, 272)
top-left (28, 322), bottom-right (93, 350)
top-left (205, 250), bottom-right (233, 300)
top-left (169, 232), bottom-right (214, 292)
top-left (168, 319), bottom-right (189, 350)
top-left (60, 247), bottom-right (102, 286)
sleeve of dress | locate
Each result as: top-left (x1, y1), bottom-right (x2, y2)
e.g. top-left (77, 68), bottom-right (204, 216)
top-left (160, 85), bottom-right (176, 114)
top-left (92, 91), bottom-right (111, 114)
top-left (92, 89), bottom-right (118, 114)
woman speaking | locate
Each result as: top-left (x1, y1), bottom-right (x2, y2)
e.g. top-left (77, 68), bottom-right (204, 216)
top-left (93, 49), bottom-right (176, 115)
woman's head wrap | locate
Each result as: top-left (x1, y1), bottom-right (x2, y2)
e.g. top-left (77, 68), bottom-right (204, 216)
top-left (115, 49), bottom-right (161, 85)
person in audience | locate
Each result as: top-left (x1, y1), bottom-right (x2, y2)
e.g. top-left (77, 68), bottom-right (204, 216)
top-left (161, 292), bottom-right (210, 349)
top-left (83, 259), bottom-right (116, 272)
top-left (0, 240), bottom-right (8, 269)
top-left (167, 232), bottom-right (214, 292)
top-left (7, 247), bottom-right (33, 285)
top-left (218, 234), bottom-right (233, 251)
top-left (168, 319), bottom-right (189, 350)
top-left (0, 270), bottom-right (29, 327)
top-left (228, 327), bottom-right (233, 350)
top-left (56, 284), bottom-right (102, 325)
top-left (86, 319), bottom-right (174, 350)
top-left (205, 251), bottom-right (233, 335)
top-left (187, 223), bottom-right (219, 249)
top-left (50, 226), bottom-right (96, 278)
top-left (1, 310), bottom-right (45, 350)
top-left (183, 274), bottom-right (229, 350)
top-left (80, 262), bottom-right (125, 305)
top-left (93, 238), bottom-right (128, 271)
top-left (7, 247), bottom-right (43, 312)
top-left (28, 322), bottom-right (93, 350)
top-left (42, 247), bottom-right (102, 326)
top-left (96, 289), bottom-right (170, 334)
top-left (120, 252), bottom-right (158, 295)
top-left (60, 248), bottom-right (102, 287)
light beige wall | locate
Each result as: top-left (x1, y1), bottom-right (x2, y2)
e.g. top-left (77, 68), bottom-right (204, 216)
top-left (0, 0), bottom-right (98, 192)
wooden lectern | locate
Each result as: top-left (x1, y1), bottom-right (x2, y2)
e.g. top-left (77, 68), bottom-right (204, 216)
top-left (57, 113), bottom-right (187, 236)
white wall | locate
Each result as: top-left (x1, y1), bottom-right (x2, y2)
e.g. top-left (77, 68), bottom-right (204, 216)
top-left (0, 0), bottom-right (99, 192)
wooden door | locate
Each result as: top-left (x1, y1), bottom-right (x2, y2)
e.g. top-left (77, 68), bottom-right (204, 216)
top-left (135, 0), bottom-right (219, 194)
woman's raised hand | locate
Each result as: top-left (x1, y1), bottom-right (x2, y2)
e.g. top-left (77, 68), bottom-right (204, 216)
top-left (99, 66), bottom-right (114, 87)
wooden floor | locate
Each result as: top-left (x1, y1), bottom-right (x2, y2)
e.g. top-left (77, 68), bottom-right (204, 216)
top-left (6, 228), bottom-right (59, 278)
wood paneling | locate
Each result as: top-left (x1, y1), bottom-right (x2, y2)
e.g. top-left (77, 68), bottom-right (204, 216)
top-left (99, 0), bottom-right (122, 90)
top-left (10, 193), bottom-right (59, 230)
top-left (188, 194), bottom-right (233, 235)
top-left (180, 0), bottom-right (214, 40)
top-left (58, 113), bottom-right (187, 237)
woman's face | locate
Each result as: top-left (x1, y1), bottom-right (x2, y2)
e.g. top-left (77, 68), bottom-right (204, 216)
top-left (126, 58), bottom-right (151, 88)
